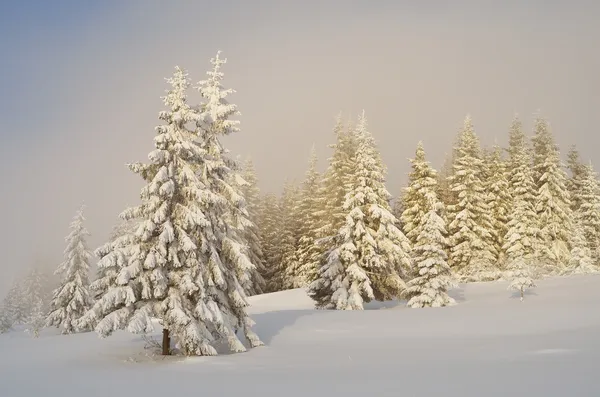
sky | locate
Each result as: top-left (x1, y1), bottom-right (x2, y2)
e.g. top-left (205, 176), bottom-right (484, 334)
top-left (0, 0), bottom-right (599, 294)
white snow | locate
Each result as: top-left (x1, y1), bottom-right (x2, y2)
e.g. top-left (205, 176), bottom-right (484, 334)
top-left (2, 274), bottom-right (600, 396)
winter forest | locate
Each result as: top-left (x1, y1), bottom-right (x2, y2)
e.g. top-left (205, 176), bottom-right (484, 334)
top-left (2, 51), bottom-right (599, 356)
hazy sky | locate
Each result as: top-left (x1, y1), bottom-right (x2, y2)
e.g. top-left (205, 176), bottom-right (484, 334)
top-left (1, 0), bottom-right (599, 295)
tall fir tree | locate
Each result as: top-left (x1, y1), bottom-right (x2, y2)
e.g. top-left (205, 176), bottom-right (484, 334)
top-left (79, 63), bottom-right (262, 356)
top-left (446, 115), bottom-right (498, 281)
top-left (256, 193), bottom-right (284, 292)
top-left (566, 216), bottom-right (597, 274)
top-left (46, 205), bottom-right (93, 334)
top-left (566, 145), bottom-right (585, 213)
top-left (315, 115), bottom-right (357, 241)
top-left (401, 142), bottom-right (440, 249)
top-left (239, 159), bottom-right (266, 295)
top-left (1, 278), bottom-right (28, 327)
top-left (404, 189), bottom-right (455, 308)
top-left (531, 117), bottom-right (573, 272)
top-left (309, 111), bottom-right (411, 310)
top-left (24, 267), bottom-right (47, 337)
top-left (484, 145), bottom-right (511, 267)
top-left (503, 115), bottom-right (542, 272)
top-left (576, 163), bottom-right (600, 263)
top-left (278, 180), bottom-right (302, 289)
top-left (293, 147), bottom-right (323, 287)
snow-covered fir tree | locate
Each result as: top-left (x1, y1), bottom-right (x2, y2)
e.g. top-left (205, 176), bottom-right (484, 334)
top-left (436, 151), bottom-right (455, 213)
top-left (278, 180), bottom-right (302, 290)
top-left (1, 279), bottom-right (28, 327)
top-left (46, 205), bottom-right (93, 334)
top-left (237, 159), bottom-right (266, 295)
top-left (293, 147), bottom-right (323, 287)
top-left (484, 145), bottom-right (511, 266)
top-left (507, 260), bottom-right (536, 302)
top-left (446, 115), bottom-right (498, 281)
top-left (196, 55), bottom-right (265, 298)
top-left (405, 193), bottom-right (456, 308)
top-left (256, 193), bottom-right (284, 292)
top-left (309, 111), bottom-right (411, 310)
top-left (0, 310), bottom-right (9, 333)
top-left (503, 116), bottom-right (542, 273)
top-left (315, 115), bottom-right (357, 242)
top-left (531, 117), bottom-right (573, 272)
top-left (79, 63), bottom-right (262, 356)
top-left (566, 145), bottom-right (585, 213)
top-left (566, 216), bottom-right (597, 275)
top-left (576, 163), bottom-right (600, 263)
top-left (401, 142), bottom-right (440, 249)
top-left (23, 267), bottom-right (48, 337)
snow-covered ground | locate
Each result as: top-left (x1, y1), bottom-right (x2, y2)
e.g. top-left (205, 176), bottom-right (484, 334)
top-left (1, 274), bottom-right (599, 397)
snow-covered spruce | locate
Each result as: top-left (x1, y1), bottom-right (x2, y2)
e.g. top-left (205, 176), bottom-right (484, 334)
top-left (256, 193), bottom-right (284, 292)
top-left (78, 63), bottom-right (262, 356)
top-left (277, 180), bottom-right (302, 291)
top-left (401, 142), bottom-right (440, 250)
top-left (506, 260), bottom-right (536, 301)
top-left (1, 279), bottom-right (28, 328)
top-left (566, 145), bottom-right (586, 213)
top-left (575, 163), bottom-right (600, 264)
top-left (24, 268), bottom-right (48, 337)
top-left (531, 117), bottom-right (573, 272)
top-left (292, 147), bottom-right (323, 288)
top-left (239, 158), bottom-right (267, 295)
top-left (315, 115), bottom-right (357, 247)
top-left (46, 205), bottom-right (93, 334)
top-left (503, 116), bottom-right (541, 271)
top-left (446, 115), bottom-right (498, 282)
top-left (405, 196), bottom-right (456, 308)
top-left (196, 52), bottom-right (265, 299)
top-left (566, 217), bottom-right (597, 275)
top-left (309, 111), bottom-right (411, 310)
top-left (484, 145), bottom-right (511, 267)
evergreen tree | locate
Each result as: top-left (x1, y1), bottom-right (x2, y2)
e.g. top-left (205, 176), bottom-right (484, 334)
top-left (566, 145), bottom-right (585, 213)
top-left (401, 142), bottom-right (439, 248)
top-left (79, 64), bottom-right (262, 356)
top-left (23, 267), bottom-right (47, 337)
top-left (405, 194), bottom-right (456, 308)
top-left (504, 116), bottom-right (541, 272)
top-left (196, 55), bottom-right (265, 299)
top-left (446, 115), bottom-right (498, 281)
top-left (256, 193), bottom-right (283, 292)
top-left (436, 151), bottom-right (455, 212)
top-left (576, 163), bottom-right (600, 263)
top-left (238, 159), bottom-right (266, 295)
top-left (507, 260), bottom-right (536, 302)
top-left (566, 217), bottom-right (597, 274)
top-left (1, 278), bottom-right (28, 327)
top-left (531, 117), bottom-right (573, 272)
top-left (293, 147), bottom-right (323, 287)
top-left (316, 115), bottom-right (357, 241)
top-left (309, 111), bottom-right (411, 309)
top-left (46, 205), bottom-right (93, 334)
top-left (0, 311), bottom-right (9, 333)
top-left (278, 181), bottom-right (302, 289)
top-left (484, 145), bottom-right (511, 266)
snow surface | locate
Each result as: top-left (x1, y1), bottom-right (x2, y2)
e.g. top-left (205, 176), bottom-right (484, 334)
top-left (2, 274), bottom-right (600, 396)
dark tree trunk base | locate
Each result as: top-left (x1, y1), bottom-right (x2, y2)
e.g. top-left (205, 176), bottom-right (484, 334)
top-left (162, 329), bottom-right (170, 356)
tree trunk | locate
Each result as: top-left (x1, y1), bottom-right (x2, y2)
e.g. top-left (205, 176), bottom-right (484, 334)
top-left (520, 287), bottom-right (524, 301)
top-left (162, 328), bottom-right (170, 356)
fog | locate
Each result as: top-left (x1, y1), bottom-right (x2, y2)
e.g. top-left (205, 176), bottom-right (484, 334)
top-left (1, 0), bottom-right (599, 295)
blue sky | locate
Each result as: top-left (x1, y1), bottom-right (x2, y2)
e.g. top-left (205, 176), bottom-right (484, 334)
top-left (0, 0), bottom-right (599, 294)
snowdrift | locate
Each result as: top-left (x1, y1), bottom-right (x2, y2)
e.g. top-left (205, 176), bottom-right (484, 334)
top-left (1, 274), bottom-right (599, 397)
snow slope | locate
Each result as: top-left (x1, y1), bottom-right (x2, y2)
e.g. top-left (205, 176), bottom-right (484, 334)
top-left (1, 274), bottom-right (600, 397)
